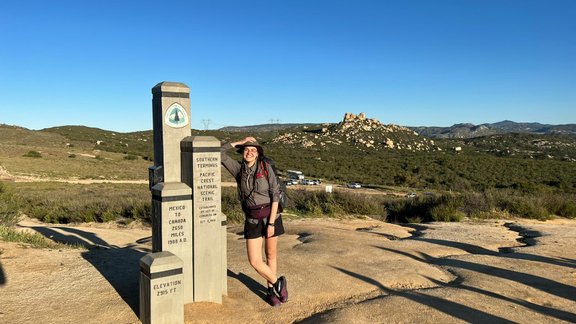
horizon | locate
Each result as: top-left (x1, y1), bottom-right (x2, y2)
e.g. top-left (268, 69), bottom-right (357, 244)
top-left (2, 117), bottom-right (573, 134)
top-left (1, 1), bottom-right (575, 132)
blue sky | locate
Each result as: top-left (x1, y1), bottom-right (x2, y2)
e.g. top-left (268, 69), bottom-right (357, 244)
top-left (1, 0), bottom-right (575, 132)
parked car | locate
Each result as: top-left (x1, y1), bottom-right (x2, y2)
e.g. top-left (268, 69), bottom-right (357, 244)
top-left (405, 192), bottom-right (417, 198)
top-left (285, 179), bottom-right (298, 186)
top-left (346, 182), bottom-right (361, 189)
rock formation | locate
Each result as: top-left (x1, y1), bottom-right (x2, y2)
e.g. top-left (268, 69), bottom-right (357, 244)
top-left (272, 112), bottom-right (439, 152)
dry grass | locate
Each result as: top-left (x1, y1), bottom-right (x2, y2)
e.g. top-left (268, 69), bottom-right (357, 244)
top-left (1, 144), bottom-right (149, 180)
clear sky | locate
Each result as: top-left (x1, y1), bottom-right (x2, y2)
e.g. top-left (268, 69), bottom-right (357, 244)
top-left (1, 0), bottom-right (575, 132)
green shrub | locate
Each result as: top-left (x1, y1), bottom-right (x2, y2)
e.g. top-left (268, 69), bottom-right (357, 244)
top-left (542, 194), bottom-right (576, 219)
top-left (461, 191), bottom-right (493, 216)
top-left (0, 225), bottom-right (77, 248)
top-left (221, 187), bottom-right (244, 224)
top-left (386, 193), bottom-right (465, 223)
top-left (499, 196), bottom-right (551, 221)
top-left (387, 196), bottom-right (435, 223)
top-left (555, 201), bottom-right (576, 219)
top-left (7, 179), bottom-right (573, 228)
top-left (430, 204), bottom-right (465, 222)
top-left (430, 194), bottom-right (466, 222)
top-left (23, 150), bottom-right (42, 158)
top-left (0, 182), bottom-right (19, 226)
top-left (68, 154), bottom-right (76, 158)
top-left (12, 183), bottom-right (151, 224)
top-left (123, 154), bottom-right (139, 160)
top-left (123, 200), bottom-right (151, 220)
top-left (286, 190), bottom-right (387, 219)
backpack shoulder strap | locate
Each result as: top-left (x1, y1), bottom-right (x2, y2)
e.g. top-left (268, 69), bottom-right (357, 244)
top-left (260, 158), bottom-right (270, 179)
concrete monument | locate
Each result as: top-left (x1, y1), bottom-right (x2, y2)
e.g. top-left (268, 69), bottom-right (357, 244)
top-left (181, 136), bottom-right (226, 302)
top-left (150, 82), bottom-right (193, 304)
top-left (141, 81), bottom-right (227, 321)
top-left (140, 252), bottom-right (184, 324)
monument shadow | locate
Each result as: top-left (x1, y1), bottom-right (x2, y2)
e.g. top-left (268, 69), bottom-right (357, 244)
top-left (366, 223), bottom-right (576, 269)
top-left (379, 246), bottom-right (576, 301)
top-left (26, 226), bottom-right (147, 315)
top-left (0, 261), bottom-right (5, 286)
top-left (294, 265), bottom-right (515, 323)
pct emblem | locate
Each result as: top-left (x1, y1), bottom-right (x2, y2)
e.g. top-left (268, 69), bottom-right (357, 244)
top-left (165, 103), bottom-right (189, 128)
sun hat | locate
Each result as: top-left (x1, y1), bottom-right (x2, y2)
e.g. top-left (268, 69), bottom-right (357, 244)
top-left (235, 140), bottom-right (264, 156)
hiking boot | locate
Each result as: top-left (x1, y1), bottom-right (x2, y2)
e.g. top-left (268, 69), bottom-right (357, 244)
top-left (274, 276), bottom-right (288, 303)
top-left (267, 287), bottom-right (281, 307)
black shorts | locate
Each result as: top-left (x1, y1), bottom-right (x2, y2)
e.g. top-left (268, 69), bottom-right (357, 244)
top-left (244, 214), bottom-right (285, 239)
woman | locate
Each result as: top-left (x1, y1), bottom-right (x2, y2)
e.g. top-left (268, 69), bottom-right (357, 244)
top-left (221, 136), bottom-right (288, 307)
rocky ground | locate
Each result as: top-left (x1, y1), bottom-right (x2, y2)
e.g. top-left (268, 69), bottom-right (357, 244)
top-left (1, 216), bottom-right (575, 323)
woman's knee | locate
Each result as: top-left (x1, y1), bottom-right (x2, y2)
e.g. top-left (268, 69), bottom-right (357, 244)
top-left (248, 257), bottom-right (261, 269)
top-left (265, 250), bottom-right (277, 262)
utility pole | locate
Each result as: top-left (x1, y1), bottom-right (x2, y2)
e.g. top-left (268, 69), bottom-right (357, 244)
top-left (202, 119), bottom-right (212, 130)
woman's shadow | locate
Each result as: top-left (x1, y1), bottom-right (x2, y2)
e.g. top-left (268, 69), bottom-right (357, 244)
top-left (227, 269), bottom-right (268, 301)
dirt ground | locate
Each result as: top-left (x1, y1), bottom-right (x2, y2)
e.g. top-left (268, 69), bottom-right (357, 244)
top-left (1, 215), bottom-right (575, 324)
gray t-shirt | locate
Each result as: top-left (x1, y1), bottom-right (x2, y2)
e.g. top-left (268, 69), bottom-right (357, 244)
top-left (220, 142), bottom-right (280, 207)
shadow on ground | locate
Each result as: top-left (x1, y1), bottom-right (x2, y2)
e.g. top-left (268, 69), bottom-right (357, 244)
top-left (326, 266), bottom-right (517, 324)
top-left (26, 226), bottom-right (147, 316)
top-left (227, 269), bottom-right (268, 301)
top-left (0, 261), bottom-right (5, 286)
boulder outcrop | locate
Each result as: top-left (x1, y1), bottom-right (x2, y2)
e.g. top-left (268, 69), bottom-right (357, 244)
top-left (272, 112), bottom-right (439, 152)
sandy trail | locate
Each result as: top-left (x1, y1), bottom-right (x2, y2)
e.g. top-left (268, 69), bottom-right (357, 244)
top-left (1, 216), bottom-right (575, 323)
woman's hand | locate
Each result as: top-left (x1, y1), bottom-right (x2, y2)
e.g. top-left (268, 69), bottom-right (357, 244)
top-left (267, 223), bottom-right (275, 238)
top-left (231, 136), bottom-right (257, 148)
top-left (267, 202), bottom-right (279, 238)
top-left (242, 136), bottom-right (256, 143)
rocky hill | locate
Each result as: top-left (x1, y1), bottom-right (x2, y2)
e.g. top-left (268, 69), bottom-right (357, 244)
top-left (271, 112), bottom-right (440, 152)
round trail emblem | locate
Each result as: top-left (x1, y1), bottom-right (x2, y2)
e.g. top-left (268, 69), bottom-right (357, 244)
top-left (165, 103), bottom-right (189, 128)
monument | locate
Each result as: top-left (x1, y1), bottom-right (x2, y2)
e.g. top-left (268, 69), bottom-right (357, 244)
top-left (181, 136), bottom-right (226, 302)
top-left (140, 252), bottom-right (184, 324)
top-left (140, 82), bottom-right (227, 323)
top-left (149, 82), bottom-right (194, 304)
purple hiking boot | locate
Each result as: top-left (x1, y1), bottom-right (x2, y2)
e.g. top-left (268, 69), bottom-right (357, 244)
top-left (267, 287), bottom-right (281, 307)
top-left (274, 276), bottom-right (288, 303)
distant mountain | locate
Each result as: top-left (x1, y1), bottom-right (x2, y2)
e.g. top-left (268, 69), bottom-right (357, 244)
top-left (410, 121), bottom-right (576, 138)
top-left (219, 123), bottom-right (318, 132)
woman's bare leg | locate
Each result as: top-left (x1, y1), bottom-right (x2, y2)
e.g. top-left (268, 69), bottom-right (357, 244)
top-left (246, 237), bottom-right (277, 284)
top-left (265, 236), bottom-right (278, 287)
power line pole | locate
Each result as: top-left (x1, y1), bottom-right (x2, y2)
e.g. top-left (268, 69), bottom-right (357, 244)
top-left (202, 119), bottom-right (212, 130)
